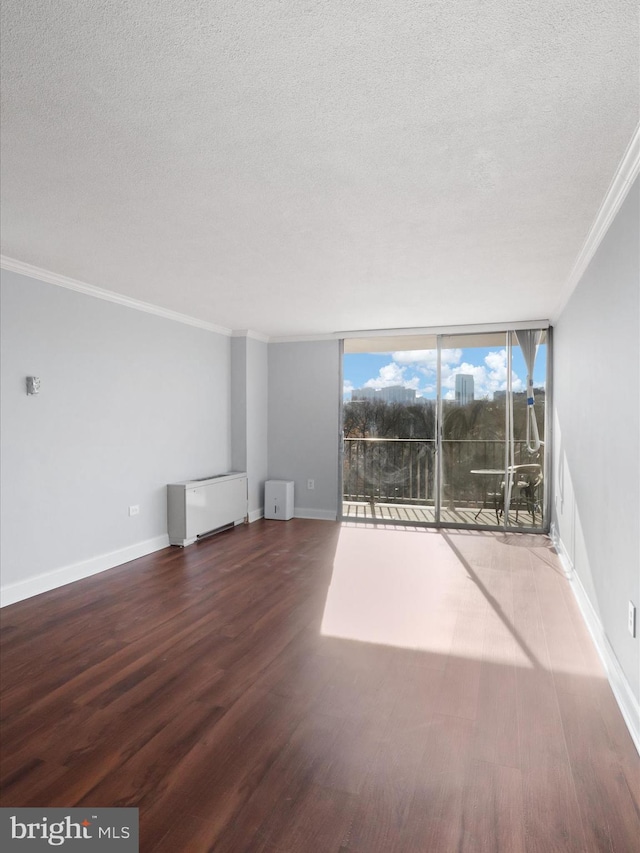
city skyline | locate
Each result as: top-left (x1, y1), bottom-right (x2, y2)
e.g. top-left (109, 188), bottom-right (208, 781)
top-left (344, 345), bottom-right (547, 402)
top-left (351, 385), bottom-right (417, 404)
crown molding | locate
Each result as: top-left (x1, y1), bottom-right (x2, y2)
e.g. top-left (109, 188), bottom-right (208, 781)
top-left (0, 256), bottom-right (233, 336)
top-left (231, 329), bottom-right (270, 343)
top-left (552, 122), bottom-right (640, 322)
top-left (268, 333), bottom-right (338, 343)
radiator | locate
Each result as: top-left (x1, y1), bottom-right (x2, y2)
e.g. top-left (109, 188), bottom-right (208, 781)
top-left (167, 472), bottom-right (248, 547)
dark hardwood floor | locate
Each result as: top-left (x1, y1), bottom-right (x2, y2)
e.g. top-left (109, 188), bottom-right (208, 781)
top-left (1, 519), bottom-right (638, 851)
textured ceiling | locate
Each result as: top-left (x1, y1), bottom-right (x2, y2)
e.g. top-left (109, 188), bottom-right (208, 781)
top-left (1, 1), bottom-right (638, 337)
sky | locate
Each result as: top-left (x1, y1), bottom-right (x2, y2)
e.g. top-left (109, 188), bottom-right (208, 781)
top-left (344, 345), bottom-right (547, 402)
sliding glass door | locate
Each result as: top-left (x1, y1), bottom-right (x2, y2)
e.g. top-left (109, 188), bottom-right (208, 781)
top-left (341, 327), bottom-right (548, 531)
top-left (438, 330), bottom-right (547, 529)
top-left (342, 337), bottom-right (438, 523)
top-left (439, 332), bottom-right (509, 525)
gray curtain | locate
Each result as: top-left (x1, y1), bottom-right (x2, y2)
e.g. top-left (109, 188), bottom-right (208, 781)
top-left (515, 330), bottom-right (543, 453)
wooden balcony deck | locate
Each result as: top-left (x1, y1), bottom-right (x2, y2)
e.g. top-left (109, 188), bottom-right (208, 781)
top-left (342, 501), bottom-right (541, 528)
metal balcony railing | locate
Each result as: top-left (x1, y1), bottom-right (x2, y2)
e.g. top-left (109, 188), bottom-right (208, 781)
top-left (343, 438), bottom-right (543, 507)
top-left (343, 438), bottom-right (435, 505)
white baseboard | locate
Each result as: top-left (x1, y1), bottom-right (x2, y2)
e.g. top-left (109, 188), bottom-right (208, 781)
top-left (549, 522), bottom-right (574, 578)
top-left (248, 508), bottom-right (264, 523)
top-left (551, 526), bottom-right (640, 755)
top-left (294, 508), bottom-right (338, 521)
top-left (0, 535), bottom-right (170, 608)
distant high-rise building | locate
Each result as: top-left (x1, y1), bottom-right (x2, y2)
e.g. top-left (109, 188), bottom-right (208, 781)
top-left (351, 385), bottom-right (416, 404)
top-left (455, 374), bottom-right (474, 405)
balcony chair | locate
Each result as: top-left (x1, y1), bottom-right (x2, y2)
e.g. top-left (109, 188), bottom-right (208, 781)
top-left (505, 464), bottom-right (543, 525)
top-left (473, 475), bottom-right (504, 524)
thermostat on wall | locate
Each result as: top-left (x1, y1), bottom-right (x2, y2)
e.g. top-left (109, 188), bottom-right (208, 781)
top-left (26, 376), bottom-right (41, 395)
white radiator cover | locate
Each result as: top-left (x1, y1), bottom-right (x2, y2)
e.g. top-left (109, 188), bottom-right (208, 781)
top-left (167, 472), bottom-right (248, 547)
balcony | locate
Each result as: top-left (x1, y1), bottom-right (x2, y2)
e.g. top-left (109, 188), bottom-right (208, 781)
top-left (342, 438), bottom-right (544, 528)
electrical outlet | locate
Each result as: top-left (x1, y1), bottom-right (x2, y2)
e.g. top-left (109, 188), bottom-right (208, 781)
top-left (628, 602), bottom-right (636, 638)
top-left (128, 505), bottom-right (140, 517)
top-left (307, 479), bottom-right (315, 490)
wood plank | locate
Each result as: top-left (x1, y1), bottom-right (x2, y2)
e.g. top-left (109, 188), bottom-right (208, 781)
top-left (469, 558), bottom-right (521, 769)
top-left (137, 688), bottom-right (311, 850)
top-left (211, 711), bottom-right (344, 853)
top-left (1, 519), bottom-right (638, 853)
top-left (514, 544), bottom-right (590, 852)
top-left (433, 569), bottom-right (489, 720)
top-left (556, 683), bottom-right (640, 852)
top-left (392, 712), bottom-right (476, 853)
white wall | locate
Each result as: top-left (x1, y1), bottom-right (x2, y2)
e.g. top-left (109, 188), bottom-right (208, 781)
top-left (231, 335), bottom-right (268, 519)
top-left (1, 270), bottom-right (231, 604)
top-left (246, 336), bottom-right (269, 517)
top-left (268, 340), bottom-right (340, 519)
top-left (552, 178), bottom-right (639, 737)
top-left (230, 337), bottom-right (248, 473)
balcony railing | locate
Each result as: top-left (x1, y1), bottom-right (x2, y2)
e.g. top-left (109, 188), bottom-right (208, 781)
top-left (343, 438), bottom-right (435, 505)
top-left (343, 437), bottom-right (542, 507)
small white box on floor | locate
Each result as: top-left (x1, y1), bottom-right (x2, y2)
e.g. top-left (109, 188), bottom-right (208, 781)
top-left (264, 480), bottom-right (294, 520)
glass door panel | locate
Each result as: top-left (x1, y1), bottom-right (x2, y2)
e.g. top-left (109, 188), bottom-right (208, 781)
top-left (439, 332), bottom-right (509, 526)
top-left (342, 338), bottom-right (437, 523)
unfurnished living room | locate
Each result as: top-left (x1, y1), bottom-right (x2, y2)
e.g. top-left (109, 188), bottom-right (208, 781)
top-left (1, 2), bottom-right (638, 852)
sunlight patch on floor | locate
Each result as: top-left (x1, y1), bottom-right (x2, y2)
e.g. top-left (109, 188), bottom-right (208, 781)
top-left (321, 525), bottom-right (464, 655)
top-left (321, 525), bottom-right (540, 668)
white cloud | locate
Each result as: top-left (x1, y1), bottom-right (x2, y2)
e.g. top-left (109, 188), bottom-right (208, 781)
top-left (392, 349), bottom-right (462, 373)
top-left (441, 349), bottom-right (523, 399)
top-left (350, 348), bottom-right (524, 401)
top-left (392, 350), bottom-right (436, 367)
top-left (484, 350), bottom-right (506, 372)
top-left (363, 362), bottom-right (420, 391)
top-left (343, 379), bottom-right (354, 399)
